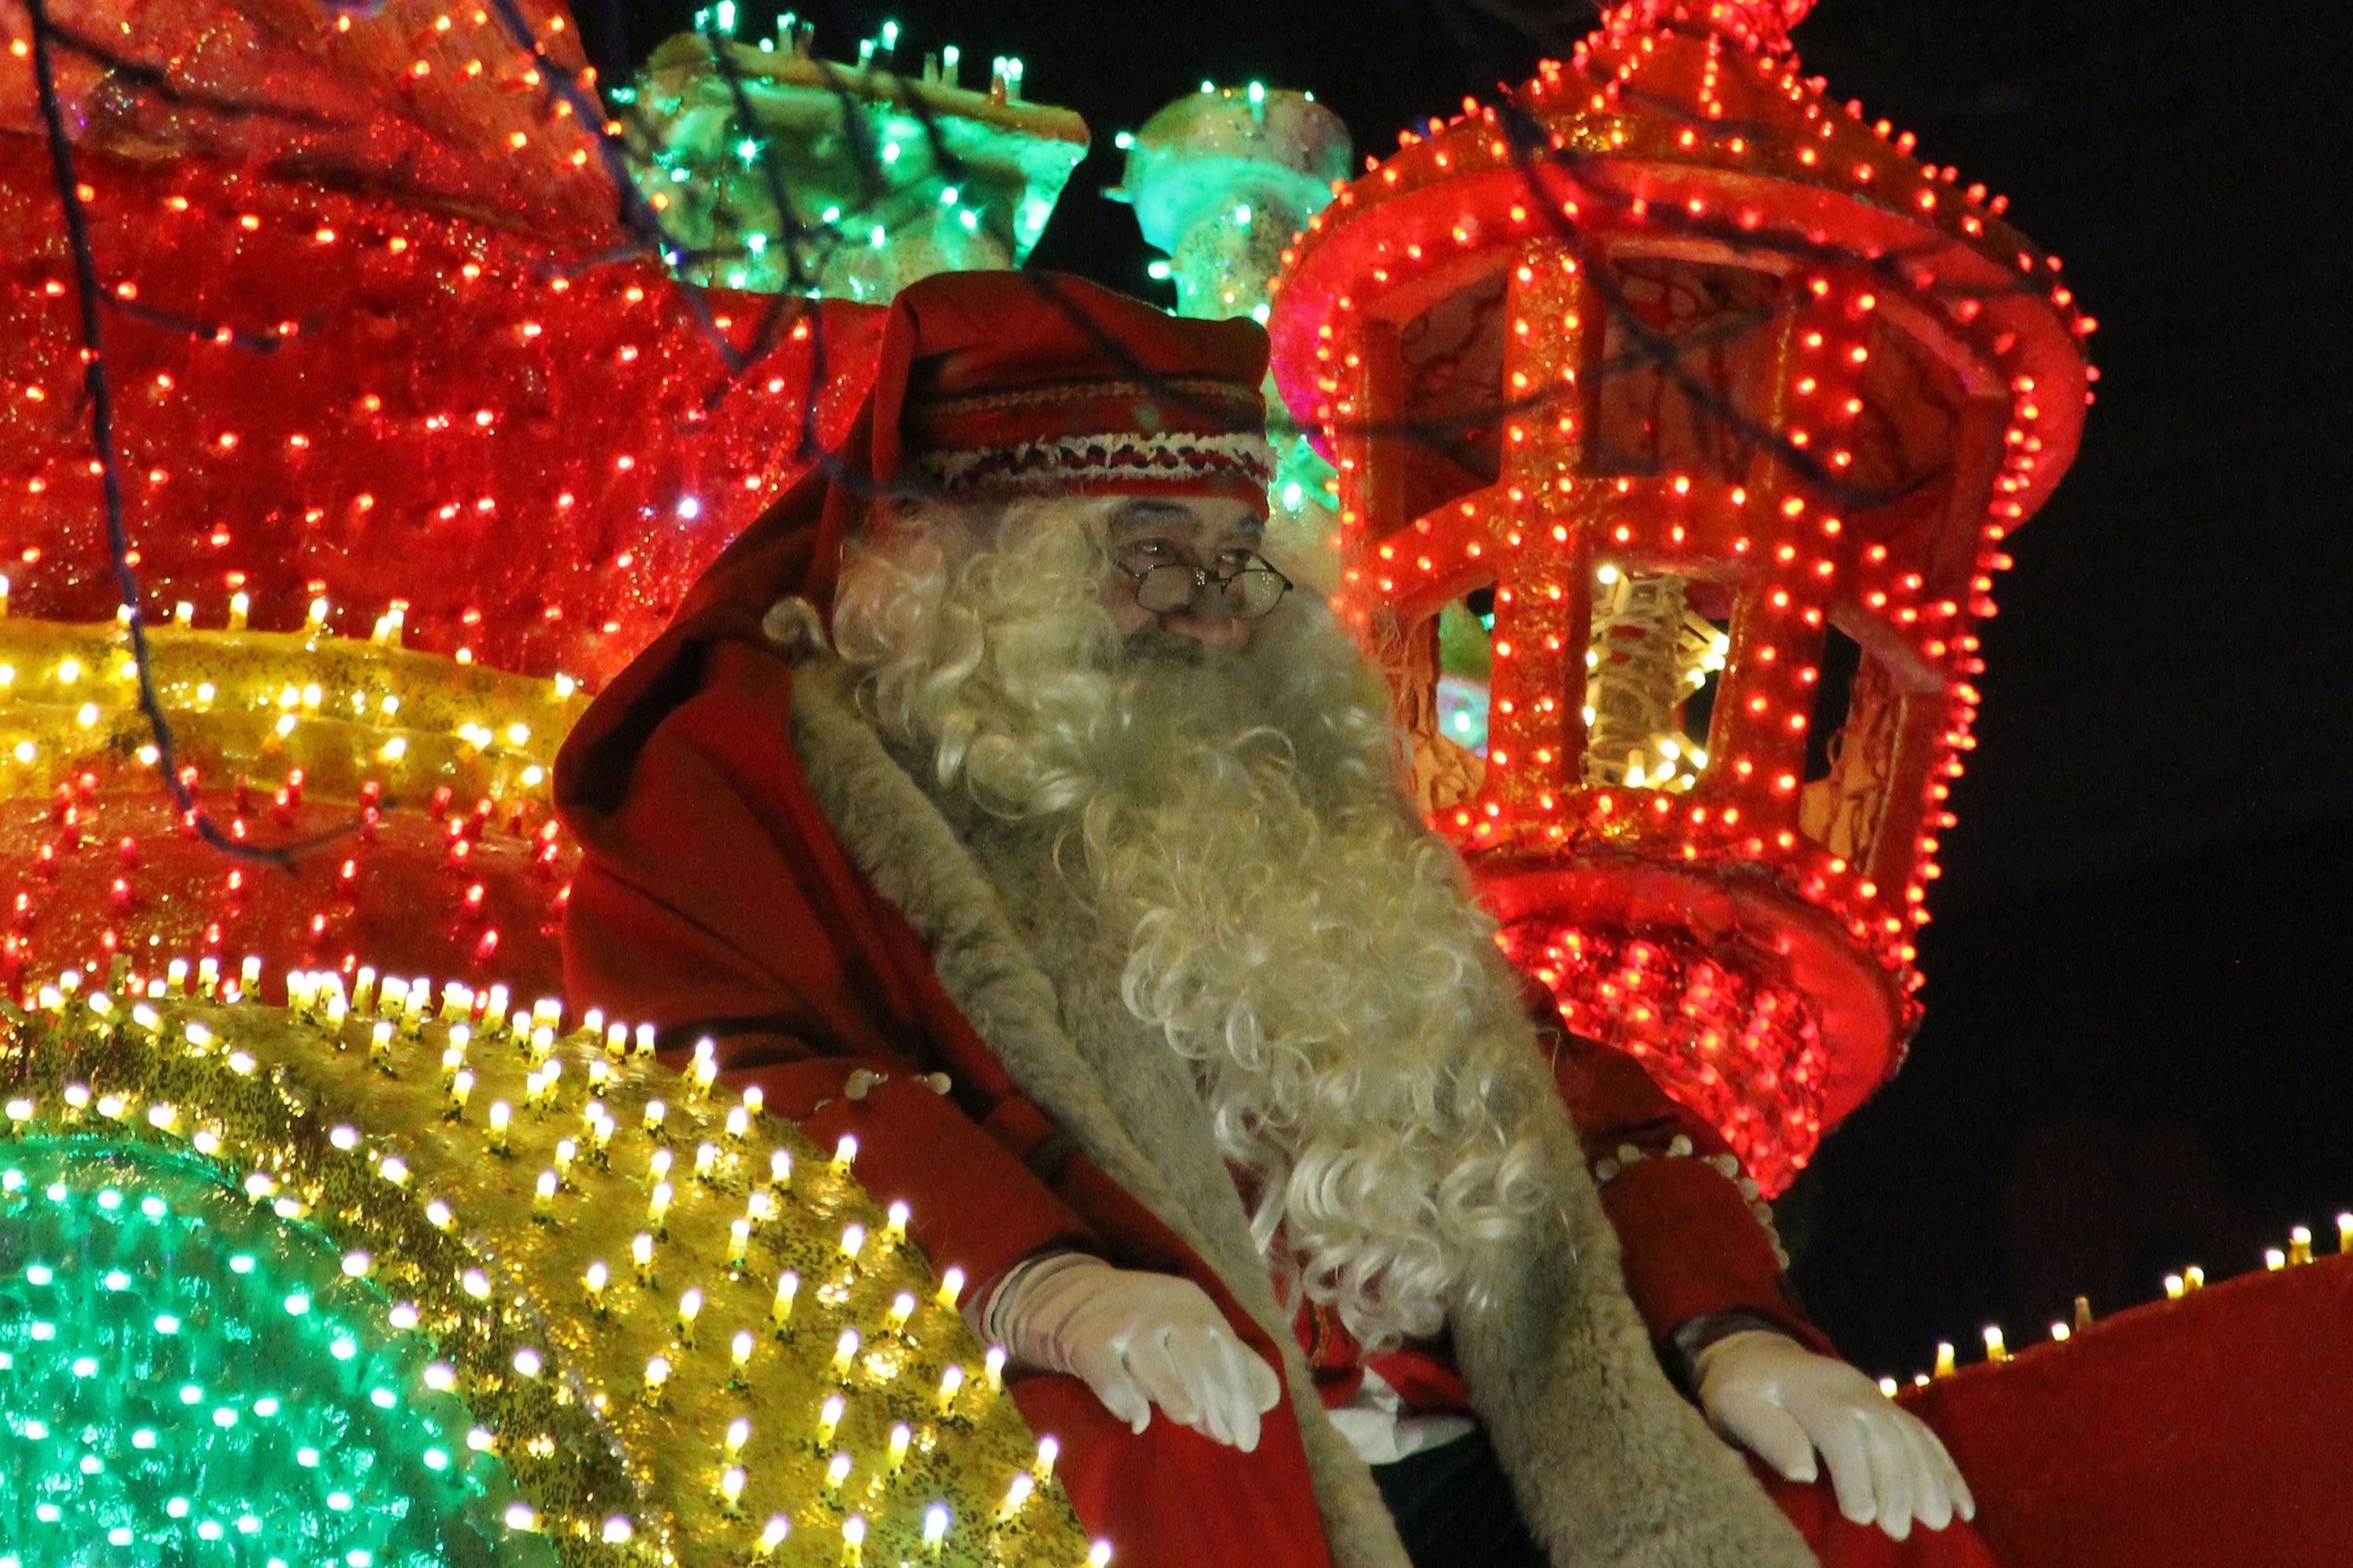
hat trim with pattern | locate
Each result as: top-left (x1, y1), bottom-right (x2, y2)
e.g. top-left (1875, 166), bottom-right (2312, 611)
top-left (915, 430), bottom-right (1276, 500)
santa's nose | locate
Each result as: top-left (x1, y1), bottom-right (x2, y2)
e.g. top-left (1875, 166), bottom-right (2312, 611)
top-left (1151, 603), bottom-right (1253, 651)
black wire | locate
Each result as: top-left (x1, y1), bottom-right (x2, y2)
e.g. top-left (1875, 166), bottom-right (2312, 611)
top-left (104, 296), bottom-right (287, 352)
top-left (22, 0), bottom-right (327, 872)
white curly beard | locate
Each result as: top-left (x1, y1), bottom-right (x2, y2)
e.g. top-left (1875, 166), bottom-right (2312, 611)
top-left (831, 496), bottom-right (1550, 1350)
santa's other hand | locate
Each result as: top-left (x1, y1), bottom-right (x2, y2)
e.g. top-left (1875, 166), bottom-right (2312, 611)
top-left (1693, 1329), bottom-right (1976, 1540)
top-left (987, 1255), bottom-right (1282, 1451)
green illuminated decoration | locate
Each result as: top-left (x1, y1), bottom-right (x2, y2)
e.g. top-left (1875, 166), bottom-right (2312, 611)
top-left (1113, 83), bottom-right (1349, 324)
top-left (0, 1139), bottom-right (544, 1568)
top-left (626, 16), bottom-right (1087, 299)
top-left (0, 967), bottom-right (1084, 1567)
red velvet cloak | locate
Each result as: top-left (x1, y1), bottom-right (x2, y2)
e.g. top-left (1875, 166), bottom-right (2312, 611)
top-left (552, 286), bottom-right (1999, 1568)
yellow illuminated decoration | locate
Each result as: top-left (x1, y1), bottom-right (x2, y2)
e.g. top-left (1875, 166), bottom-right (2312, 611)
top-left (1, 964), bottom-right (1093, 1566)
top-left (0, 604), bottom-right (581, 808)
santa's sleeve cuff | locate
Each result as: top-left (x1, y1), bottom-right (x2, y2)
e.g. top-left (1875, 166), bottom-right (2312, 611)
top-left (735, 1056), bottom-right (1102, 1312)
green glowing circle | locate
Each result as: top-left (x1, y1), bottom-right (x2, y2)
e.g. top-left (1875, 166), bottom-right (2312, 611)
top-left (0, 1138), bottom-right (554, 1567)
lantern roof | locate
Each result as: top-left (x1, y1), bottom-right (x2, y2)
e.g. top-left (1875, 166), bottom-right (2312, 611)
top-left (1271, 2), bottom-right (2093, 533)
top-left (1606, 0), bottom-right (1818, 52)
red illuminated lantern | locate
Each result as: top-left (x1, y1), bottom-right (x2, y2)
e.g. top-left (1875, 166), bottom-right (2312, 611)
top-left (1268, 0), bottom-right (2092, 1190)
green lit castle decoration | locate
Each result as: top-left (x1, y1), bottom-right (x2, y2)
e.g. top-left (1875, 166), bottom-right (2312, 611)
top-left (1115, 84), bottom-right (1353, 608)
top-left (1114, 83), bottom-right (1350, 328)
top-left (1, 1138), bottom-right (551, 1568)
top-left (1, 971), bottom-right (1089, 1566)
top-left (622, 12), bottom-right (1088, 298)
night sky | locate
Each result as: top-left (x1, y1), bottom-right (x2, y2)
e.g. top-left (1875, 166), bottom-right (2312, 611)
top-left (581, 0), bottom-right (2353, 1373)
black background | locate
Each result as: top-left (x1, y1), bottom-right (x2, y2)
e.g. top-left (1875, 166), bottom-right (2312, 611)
top-left (581, 0), bottom-right (2353, 1375)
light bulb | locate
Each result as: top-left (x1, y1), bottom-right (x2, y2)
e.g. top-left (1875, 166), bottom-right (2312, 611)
top-left (771, 1270), bottom-right (799, 1329)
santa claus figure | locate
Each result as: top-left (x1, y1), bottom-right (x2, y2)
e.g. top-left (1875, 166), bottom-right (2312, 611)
top-left (556, 270), bottom-right (1989, 1568)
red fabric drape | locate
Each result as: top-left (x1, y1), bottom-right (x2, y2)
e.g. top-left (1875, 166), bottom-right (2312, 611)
top-left (1897, 1255), bottom-right (2353, 1568)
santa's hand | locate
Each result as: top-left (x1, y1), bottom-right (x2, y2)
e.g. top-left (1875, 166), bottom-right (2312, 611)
top-left (1694, 1329), bottom-right (1976, 1540)
top-left (986, 1254), bottom-right (1282, 1450)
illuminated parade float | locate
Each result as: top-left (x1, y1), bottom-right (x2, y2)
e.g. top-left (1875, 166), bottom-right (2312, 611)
top-left (1265, 0), bottom-right (2093, 1195)
top-left (0, 0), bottom-right (2345, 1562)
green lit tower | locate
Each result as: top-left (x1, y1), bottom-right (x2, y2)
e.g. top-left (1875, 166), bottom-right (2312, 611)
top-left (622, 13), bottom-right (1089, 298)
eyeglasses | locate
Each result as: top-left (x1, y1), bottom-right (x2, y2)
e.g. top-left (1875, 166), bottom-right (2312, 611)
top-left (1116, 549), bottom-right (1293, 621)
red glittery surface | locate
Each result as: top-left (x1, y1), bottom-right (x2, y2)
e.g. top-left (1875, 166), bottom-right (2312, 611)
top-left (0, 0), bottom-right (615, 246)
top-left (0, 0), bottom-right (885, 685)
top-left (0, 782), bottom-right (571, 1000)
top-left (0, 0), bottom-right (885, 999)
top-left (1498, 915), bottom-right (1827, 1193)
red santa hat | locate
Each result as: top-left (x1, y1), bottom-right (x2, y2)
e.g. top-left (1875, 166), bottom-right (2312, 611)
top-left (876, 269), bottom-right (1275, 506)
top-left (800, 269), bottom-right (1274, 617)
top-left (557, 272), bottom-right (1272, 811)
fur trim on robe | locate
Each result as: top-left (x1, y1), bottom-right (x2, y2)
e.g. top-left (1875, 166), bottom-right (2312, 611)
top-left (777, 636), bottom-right (1817, 1568)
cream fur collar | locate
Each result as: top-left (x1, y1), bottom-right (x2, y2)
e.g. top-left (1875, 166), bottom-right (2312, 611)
top-left (772, 623), bottom-right (1815, 1568)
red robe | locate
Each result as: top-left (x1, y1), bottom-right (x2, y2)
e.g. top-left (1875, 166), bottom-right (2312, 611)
top-left (554, 465), bottom-right (2000, 1567)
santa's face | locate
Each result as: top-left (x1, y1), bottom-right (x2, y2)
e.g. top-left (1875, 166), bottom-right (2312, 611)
top-left (1098, 495), bottom-right (1271, 653)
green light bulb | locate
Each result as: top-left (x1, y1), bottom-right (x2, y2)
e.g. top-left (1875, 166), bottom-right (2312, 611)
top-left (0, 1139), bottom-right (550, 1565)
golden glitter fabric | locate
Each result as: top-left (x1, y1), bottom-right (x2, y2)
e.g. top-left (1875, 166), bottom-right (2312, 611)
top-left (2, 966), bottom-right (1089, 1566)
top-left (0, 614), bottom-right (585, 999)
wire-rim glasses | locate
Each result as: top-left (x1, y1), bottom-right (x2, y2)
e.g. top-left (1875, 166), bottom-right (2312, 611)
top-left (1117, 551), bottom-right (1293, 621)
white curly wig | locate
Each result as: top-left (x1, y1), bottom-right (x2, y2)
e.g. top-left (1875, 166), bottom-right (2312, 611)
top-left (831, 495), bottom-right (1551, 1350)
